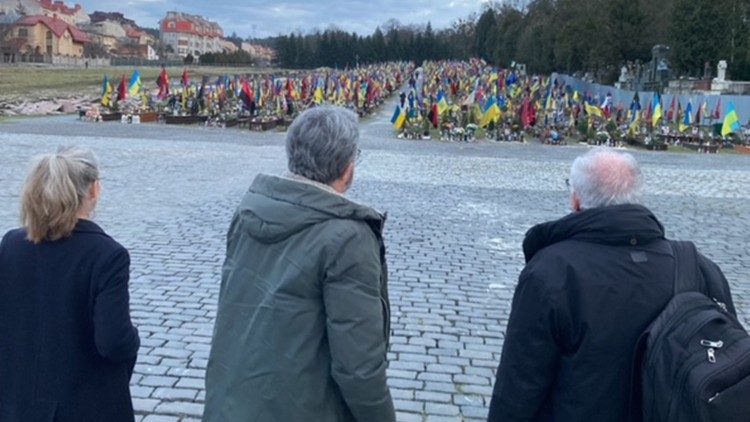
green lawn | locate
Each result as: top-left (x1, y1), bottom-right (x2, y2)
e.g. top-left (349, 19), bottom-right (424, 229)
top-left (0, 65), bottom-right (280, 101)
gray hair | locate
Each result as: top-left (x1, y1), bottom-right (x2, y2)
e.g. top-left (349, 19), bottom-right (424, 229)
top-left (569, 148), bottom-right (642, 209)
top-left (21, 146), bottom-right (100, 243)
top-left (286, 106), bottom-right (359, 184)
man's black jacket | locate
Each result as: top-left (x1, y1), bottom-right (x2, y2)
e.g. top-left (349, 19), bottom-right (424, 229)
top-left (488, 204), bottom-right (736, 421)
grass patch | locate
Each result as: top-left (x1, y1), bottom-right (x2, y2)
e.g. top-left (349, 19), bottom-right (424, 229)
top-left (0, 65), bottom-right (281, 101)
top-left (666, 145), bottom-right (692, 153)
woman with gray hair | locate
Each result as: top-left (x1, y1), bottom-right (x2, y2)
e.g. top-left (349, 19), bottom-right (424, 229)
top-left (0, 147), bottom-right (140, 422)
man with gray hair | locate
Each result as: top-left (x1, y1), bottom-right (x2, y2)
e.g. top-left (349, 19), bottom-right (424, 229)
top-left (204, 106), bottom-right (395, 422)
top-left (488, 148), bottom-right (735, 421)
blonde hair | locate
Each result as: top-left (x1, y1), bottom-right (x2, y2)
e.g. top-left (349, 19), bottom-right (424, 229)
top-left (20, 147), bottom-right (100, 244)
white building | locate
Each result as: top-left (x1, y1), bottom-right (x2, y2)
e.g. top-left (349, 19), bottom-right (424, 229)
top-left (160, 11), bottom-right (223, 59)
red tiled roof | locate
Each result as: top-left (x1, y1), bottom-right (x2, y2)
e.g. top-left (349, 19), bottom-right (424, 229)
top-left (126, 28), bottom-right (143, 38)
top-left (16, 15), bottom-right (90, 44)
top-left (161, 19), bottom-right (221, 38)
top-left (39, 0), bottom-right (81, 16)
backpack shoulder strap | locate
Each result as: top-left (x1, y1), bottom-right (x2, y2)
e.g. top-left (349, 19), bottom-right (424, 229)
top-left (669, 240), bottom-right (701, 295)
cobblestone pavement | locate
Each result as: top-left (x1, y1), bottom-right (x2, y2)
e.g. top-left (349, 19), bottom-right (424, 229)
top-left (1, 111), bottom-right (749, 421)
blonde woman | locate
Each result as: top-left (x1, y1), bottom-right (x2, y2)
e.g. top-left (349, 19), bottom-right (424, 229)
top-left (0, 147), bottom-right (139, 422)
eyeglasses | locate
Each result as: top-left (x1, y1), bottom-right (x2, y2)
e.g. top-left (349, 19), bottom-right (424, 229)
top-left (355, 148), bottom-right (362, 165)
top-left (565, 178), bottom-right (570, 188)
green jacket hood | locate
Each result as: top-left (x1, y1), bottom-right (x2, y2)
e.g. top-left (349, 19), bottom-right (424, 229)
top-left (237, 173), bottom-right (385, 244)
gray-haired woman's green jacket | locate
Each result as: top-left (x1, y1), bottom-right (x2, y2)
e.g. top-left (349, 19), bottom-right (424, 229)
top-left (204, 174), bottom-right (395, 422)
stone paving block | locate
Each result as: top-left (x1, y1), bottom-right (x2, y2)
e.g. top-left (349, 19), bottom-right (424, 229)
top-left (152, 387), bottom-right (198, 401)
top-left (142, 416), bottom-right (179, 422)
top-left (395, 412), bottom-right (423, 422)
top-left (154, 401), bottom-right (204, 417)
top-left (140, 375), bottom-right (178, 388)
top-left (132, 398), bottom-right (161, 413)
top-left (425, 402), bottom-right (460, 416)
top-left (415, 390), bottom-right (452, 403)
top-left (175, 377), bottom-right (204, 389)
top-left (425, 416), bottom-right (461, 422)
top-left (393, 399), bottom-right (424, 413)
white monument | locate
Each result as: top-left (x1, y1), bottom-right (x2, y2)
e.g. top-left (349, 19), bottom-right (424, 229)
top-left (712, 60), bottom-right (730, 92)
top-left (717, 60), bottom-right (727, 82)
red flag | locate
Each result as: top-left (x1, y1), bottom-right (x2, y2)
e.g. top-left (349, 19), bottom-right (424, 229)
top-left (240, 79), bottom-right (254, 108)
top-left (714, 99), bottom-right (722, 119)
top-left (181, 68), bottom-right (190, 87)
top-left (117, 75), bottom-right (128, 101)
top-left (644, 101), bottom-right (653, 122)
top-left (695, 104), bottom-right (702, 125)
top-left (667, 96), bottom-right (676, 121)
top-left (430, 103), bottom-right (439, 128)
top-left (157, 68), bottom-right (170, 98)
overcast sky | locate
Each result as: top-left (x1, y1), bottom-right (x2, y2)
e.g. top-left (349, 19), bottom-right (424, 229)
top-left (74, 0), bottom-right (492, 38)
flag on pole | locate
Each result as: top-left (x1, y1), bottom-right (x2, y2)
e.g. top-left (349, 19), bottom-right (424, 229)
top-left (390, 105), bottom-right (406, 129)
top-left (181, 68), bottom-right (190, 87)
top-left (128, 69), bottom-right (142, 96)
top-left (157, 68), bottom-right (170, 98)
top-left (713, 98), bottom-right (722, 120)
top-left (680, 101), bottom-right (693, 132)
top-left (437, 90), bottom-right (448, 115)
top-left (652, 93), bottom-right (663, 126)
top-left (666, 96), bottom-right (676, 121)
top-left (101, 75), bottom-right (113, 107)
top-left (480, 97), bottom-right (501, 127)
top-left (584, 101), bottom-right (603, 118)
top-left (117, 75), bottom-right (128, 101)
top-left (721, 102), bottom-right (740, 137)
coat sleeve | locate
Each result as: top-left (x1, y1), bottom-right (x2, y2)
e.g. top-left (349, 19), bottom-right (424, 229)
top-left (698, 252), bottom-right (737, 316)
top-left (92, 247), bottom-right (140, 364)
top-left (488, 268), bottom-right (562, 422)
top-left (323, 224), bottom-right (395, 422)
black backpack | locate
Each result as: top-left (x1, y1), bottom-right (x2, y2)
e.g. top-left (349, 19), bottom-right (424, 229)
top-left (630, 241), bottom-right (750, 422)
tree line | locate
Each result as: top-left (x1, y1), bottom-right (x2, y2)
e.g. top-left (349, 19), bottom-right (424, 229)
top-left (270, 0), bottom-right (750, 83)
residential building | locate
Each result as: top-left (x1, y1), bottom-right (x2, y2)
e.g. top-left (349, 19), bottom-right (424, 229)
top-left (6, 14), bottom-right (89, 56)
top-left (220, 38), bottom-right (237, 53)
top-left (0, 0), bottom-right (89, 25)
top-left (160, 11), bottom-right (223, 59)
top-left (241, 41), bottom-right (275, 63)
top-left (114, 43), bottom-right (157, 60)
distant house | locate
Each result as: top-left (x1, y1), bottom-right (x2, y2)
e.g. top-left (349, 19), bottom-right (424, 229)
top-left (0, 0), bottom-right (90, 25)
top-left (125, 27), bottom-right (154, 46)
top-left (241, 42), bottom-right (276, 64)
top-left (220, 38), bottom-right (238, 53)
top-left (114, 43), bottom-right (158, 61)
top-left (6, 14), bottom-right (89, 57)
top-left (37, 0), bottom-right (88, 25)
top-left (160, 11), bottom-right (223, 59)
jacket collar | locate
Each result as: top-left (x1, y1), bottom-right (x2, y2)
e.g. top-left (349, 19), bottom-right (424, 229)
top-left (73, 219), bottom-right (106, 235)
top-left (522, 204), bottom-right (666, 263)
top-left (280, 172), bottom-right (344, 197)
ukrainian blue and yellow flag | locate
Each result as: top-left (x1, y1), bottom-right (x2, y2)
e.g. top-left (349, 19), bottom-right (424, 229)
top-left (584, 101), bottom-right (603, 118)
top-left (721, 102), bottom-right (740, 137)
top-left (101, 75), bottom-right (113, 107)
top-left (437, 90), bottom-right (448, 115)
top-left (652, 93), bottom-right (663, 126)
top-left (480, 97), bottom-right (501, 127)
top-left (680, 101), bottom-right (693, 132)
top-left (128, 69), bottom-right (142, 96)
top-left (390, 105), bottom-right (406, 129)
